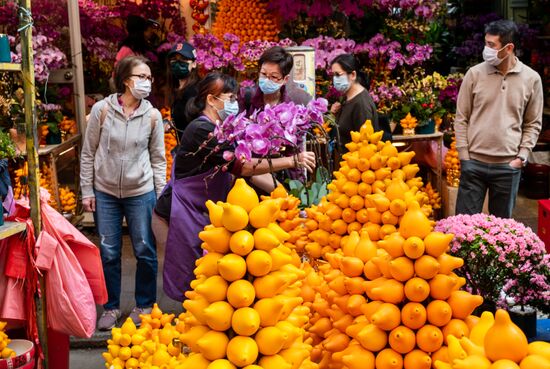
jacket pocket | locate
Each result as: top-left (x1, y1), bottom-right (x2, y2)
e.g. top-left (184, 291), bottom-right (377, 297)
top-left (94, 152), bottom-right (118, 187)
top-left (121, 157), bottom-right (152, 190)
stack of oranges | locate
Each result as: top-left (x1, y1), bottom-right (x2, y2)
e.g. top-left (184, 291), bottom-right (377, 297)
top-left (39, 162), bottom-right (58, 208)
top-left (444, 137), bottom-right (460, 187)
top-left (59, 186), bottom-right (77, 214)
top-left (421, 183), bottom-right (441, 212)
top-left (212, 0), bottom-right (280, 43)
top-left (164, 132), bottom-right (177, 181)
top-left (400, 113), bottom-right (418, 135)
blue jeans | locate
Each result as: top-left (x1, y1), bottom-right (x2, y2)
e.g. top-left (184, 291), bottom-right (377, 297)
top-left (456, 159), bottom-right (522, 218)
top-left (95, 190), bottom-right (157, 310)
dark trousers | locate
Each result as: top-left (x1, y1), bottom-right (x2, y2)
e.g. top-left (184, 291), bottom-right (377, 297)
top-left (456, 159), bottom-right (522, 218)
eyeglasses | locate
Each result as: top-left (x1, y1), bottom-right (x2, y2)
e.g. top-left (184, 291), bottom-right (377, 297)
top-left (131, 74), bottom-right (154, 83)
top-left (215, 95), bottom-right (238, 103)
top-left (259, 72), bottom-right (284, 83)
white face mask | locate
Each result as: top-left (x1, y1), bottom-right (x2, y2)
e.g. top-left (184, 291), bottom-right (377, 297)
top-left (482, 45), bottom-right (510, 67)
top-left (130, 79), bottom-right (152, 100)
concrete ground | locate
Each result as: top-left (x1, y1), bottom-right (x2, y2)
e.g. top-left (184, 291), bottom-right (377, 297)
top-left (68, 189), bottom-right (541, 369)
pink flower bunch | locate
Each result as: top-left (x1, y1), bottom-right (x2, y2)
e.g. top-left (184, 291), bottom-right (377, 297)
top-left (191, 33), bottom-right (245, 72)
top-left (267, 0), bottom-right (377, 21)
top-left (301, 36), bottom-right (356, 70)
top-left (436, 214), bottom-right (550, 313)
top-left (241, 38), bottom-right (296, 62)
top-left (214, 98), bottom-right (328, 162)
top-left (375, 0), bottom-right (442, 20)
top-left (12, 34), bottom-right (68, 83)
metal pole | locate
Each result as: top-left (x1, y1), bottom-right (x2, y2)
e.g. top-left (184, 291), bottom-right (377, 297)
top-left (18, 0), bottom-right (47, 368)
top-left (66, 0), bottom-right (87, 138)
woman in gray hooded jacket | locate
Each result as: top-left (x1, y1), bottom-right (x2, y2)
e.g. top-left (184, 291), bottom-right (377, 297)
top-left (80, 55), bottom-right (166, 330)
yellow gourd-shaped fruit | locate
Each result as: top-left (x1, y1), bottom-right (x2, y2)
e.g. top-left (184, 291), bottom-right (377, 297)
top-left (254, 298), bottom-right (285, 327)
top-left (389, 198), bottom-right (407, 216)
top-left (355, 231), bottom-right (379, 262)
top-left (429, 274), bottom-right (457, 300)
top-left (179, 325), bottom-right (210, 352)
top-left (458, 336), bottom-right (485, 356)
top-left (206, 200), bottom-right (224, 227)
top-left (424, 232), bottom-right (454, 257)
top-left (269, 247), bottom-right (293, 271)
top-left (490, 360), bottom-right (521, 369)
top-left (227, 178), bottom-right (259, 212)
top-left (267, 222), bottom-right (290, 242)
top-left (227, 279), bottom-right (256, 308)
top-left (229, 230), bottom-right (255, 256)
top-left (323, 332), bottom-right (351, 352)
top-left (249, 200), bottom-right (280, 229)
top-left (222, 203), bottom-right (249, 232)
top-left (447, 335), bottom-right (467, 362)
top-left (342, 347), bottom-right (376, 369)
top-left (376, 348), bottom-right (403, 369)
top-left (485, 309), bottom-right (529, 363)
top-left (253, 272), bottom-right (291, 298)
top-left (386, 178), bottom-right (409, 201)
top-left (398, 151), bottom-right (415, 166)
top-left (399, 201), bottom-right (432, 239)
top-left (520, 355), bottom-right (550, 369)
top-left (227, 336), bottom-right (259, 367)
top-left (121, 317), bottom-right (137, 336)
top-left (356, 324), bottom-right (388, 352)
top-left (416, 324), bottom-right (444, 353)
top-left (404, 349), bottom-right (432, 369)
top-left (195, 252), bottom-right (223, 277)
top-left (414, 255), bottom-right (440, 279)
top-left (389, 257), bottom-right (414, 282)
top-left (447, 290), bottom-right (484, 319)
top-left (389, 325), bottom-right (416, 354)
top-left (401, 302), bottom-right (427, 330)
top-left (203, 301), bottom-right (234, 331)
top-left (528, 341), bottom-right (550, 360)
top-left (370, 279), bottom-right (405, 304)
top-left (217, 253), bottom-right (247, 282)
top-left (199, 227), bottom-right (232, 254)
top-left (427, 300), bottom-right (453, 327)
top-left (207, 359), bottom-right (237, 369)
top-left (340, 256), bottom-right (365, 277)
top-left (183, 295), bottom-right (210, 324)
top-left (197, 330), bottom-right (230, 360)
top-left (195, 275), bottom-right (229, 302)
top-left (274, 295), bottom-right (303, 320)
top-left (254, 228), bottom-right (280, 251)
top-left (403, 236), bottom-right (425, 259)
top-left (370, 303), bottom-right (402, 331)
top-left (404, 277), bottom-right (430, 302)
top-left (255, 326), bottom-right (288, 355)
top-left (452, 355), bottom-right (492, 369)
top-left (232, 307), bottom-right (260, 336)
top-left (258, 354), bottom-right (292, 369)
top-left (437, 253), bottom-right (463, 274)
top-left (470, 311), bottom-right (495, 346)
top-left (280, 347), bottom-right (311, 369)
top-left (246, 249), bottom-right (272, 277)
top-left (443, 320), bottom-right (470, 344)
top-left (151, 350), bottom-right (171, 366)
top-left (378, 233), bottom-right (405, 258)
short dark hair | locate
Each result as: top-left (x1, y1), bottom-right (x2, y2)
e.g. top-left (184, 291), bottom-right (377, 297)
top-left (330, 53), bottom-right (368, 88)
top-left (186, 72), bottom-right (238, 120)
top-left (114, 55), bottom-right (150, 93)
top-left (485, 19), bottom-right (519, 48)
top-left (259, 46), bottom-right (294, 77)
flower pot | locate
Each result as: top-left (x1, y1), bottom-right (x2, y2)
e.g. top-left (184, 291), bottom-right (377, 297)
top-left (402, 127), bottom-right (415, 136)
top-left (417, 119), bottom-right (435, 134)
top-left (46, 130), bottom-right (62, 145)
top-left (0, 34), bottom-right (11, 63)
top-left (509, 306), bottom-right (537, 339)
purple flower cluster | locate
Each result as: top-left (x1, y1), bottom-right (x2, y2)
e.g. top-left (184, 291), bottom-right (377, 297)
top-left (370, 83), bottom-right (404, 104)
top-left (436, 214), bottom-right (550, 311)
top-left (191, 33), bottom-right (245, 72)
top-left (375, 0), bottom-right (441, 20)
top-left (266, 0), bottom-right (398, 21)
top-left (355, 34), bottom-right (433, 69)
top-left (214, 98), bottom-right (328, 162)
top-left (301, 36), bottom-right (356, 70)
top-left (240, 38), bottom-right (297, 62)
top-left (12, 34), bottom-right (68, 83)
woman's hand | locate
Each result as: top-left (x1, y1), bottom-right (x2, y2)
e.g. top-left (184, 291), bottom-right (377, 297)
top-left (330, 102), bottom-right (342, 115)
top-left (296, 151), bottom-right (316, 173)
top-left (82, 197), bottom-right (96, 212)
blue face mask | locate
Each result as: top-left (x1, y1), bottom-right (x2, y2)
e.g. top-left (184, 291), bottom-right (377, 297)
top-left (259, 77), bottom-right (283, 95)
top-left (216, 97), bottom-right (239, 121)
top-left (333, 74), bottom-right (351, 93)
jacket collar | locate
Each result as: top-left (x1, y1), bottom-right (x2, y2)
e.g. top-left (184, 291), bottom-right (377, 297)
top-left (107, 93), bottom-right (153, 118)
top-left (485, 57), bottom-right (523, 75)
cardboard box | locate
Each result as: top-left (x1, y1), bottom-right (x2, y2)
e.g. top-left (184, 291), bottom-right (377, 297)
top-left (537, 199), bottom-right (550, 253)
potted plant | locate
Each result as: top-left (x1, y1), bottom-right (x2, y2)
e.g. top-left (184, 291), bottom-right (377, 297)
top-left (435, 214), bottom-right (550, 338)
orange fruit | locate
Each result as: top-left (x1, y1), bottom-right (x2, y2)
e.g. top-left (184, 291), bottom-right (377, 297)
top-left (389, 325), bottom-right (416, 354)
top-left (375, 348), bottom-right (403, 369)
top-left (416, 325), bottom-right (443, 353)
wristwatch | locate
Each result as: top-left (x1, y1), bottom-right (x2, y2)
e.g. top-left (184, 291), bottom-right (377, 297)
top-left (517, 156), bottom-right (527, 167)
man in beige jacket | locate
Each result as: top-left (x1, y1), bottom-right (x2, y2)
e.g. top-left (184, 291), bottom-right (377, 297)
top-left (455, 19), bottom-right (543, 218)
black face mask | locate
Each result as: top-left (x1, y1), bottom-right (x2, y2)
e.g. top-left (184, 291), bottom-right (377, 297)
top-left (171, 61), bottom-right (190, 80)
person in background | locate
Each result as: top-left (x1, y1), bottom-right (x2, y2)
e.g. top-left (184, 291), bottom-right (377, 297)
top-left (241, 46), bottom-right (312, 115)
top-left (166, 42), bottom-right (200, 138)
top-left (81, 56), bottom-right (166, 330)
top-left (153, 72), bottom-right (315, 302)
top-left (454, 19), bottom-right (543, 218)
top-left (115, 15), bottom-right (160, 67)
top-left (330, 53), bottom-right (379, 148)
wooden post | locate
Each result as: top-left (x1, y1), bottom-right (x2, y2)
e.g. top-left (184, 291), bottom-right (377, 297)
top-left (18, 0), bottom-right (48, 368)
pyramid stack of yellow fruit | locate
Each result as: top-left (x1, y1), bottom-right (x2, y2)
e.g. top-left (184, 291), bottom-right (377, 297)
top-left (175, 178), bottom-right (318, 369)
top-left (39, 162), bottom-right (58, 208)
top-left (303, 122), bottom-right (432, 259)
top-left (212, 0), bottom-right (280, 43)
top-left (421, 183), bottom-right (441, 213)
top-left (435, 309), bottom-right (550, 369)
top-left (303, 199), bottom-right (485, 369)
top-left (165, 131), bottom-right (177, 181)
top-left (0, 321), bottom-right (16, 359)
top-left (59, 186), bottom-right (77, 214)
top-left (103, 304), bottom-right (186, 369)
top-left (444, 137), bottom-right (460, 187)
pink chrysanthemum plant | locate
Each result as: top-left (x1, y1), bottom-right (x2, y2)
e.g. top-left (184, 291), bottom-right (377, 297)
top-left (435, 214), bottom-right (550, 315)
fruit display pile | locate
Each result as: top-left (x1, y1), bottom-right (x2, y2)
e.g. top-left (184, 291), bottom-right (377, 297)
top-left (40, 162), bottom-right (58, 208)
top-left (444, 137), bottom-right (460, 187)
top-left (421, 183), bottom-right (441, 211)
top-left (59, 116), bottom-right (78, 135)
top-left (103, 122), bottom-right (550, 369)
top-left (59, 185), bottom-right (77, 213)
top-left (212, 0), bottom-right (280, 43)
top-left (164, 132), bottom-right (177, 181)
top-left (0, 322), bottom-right (15, 359)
